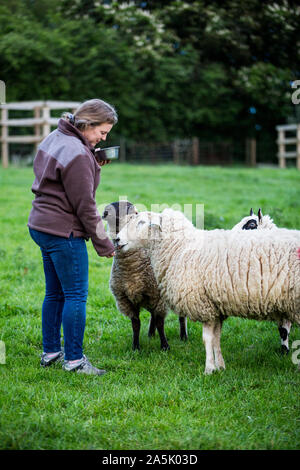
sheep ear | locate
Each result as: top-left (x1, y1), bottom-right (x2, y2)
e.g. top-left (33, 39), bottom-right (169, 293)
top-left (250, 208), bottom-right (254, 216)
top-left (149, 222), bottom-right (162, 232)
top-left (149, 215), bottom-right (162, 232)
top-left (258, 208), bottom-right (262, 223)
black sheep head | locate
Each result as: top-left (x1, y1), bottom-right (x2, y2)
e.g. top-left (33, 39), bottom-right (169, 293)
top-left (242, 207), bottom-right (264, 230)
top-left (102, 201), bottom-right (138, 236)
top-left (242, 208), bottom-right (258, 230)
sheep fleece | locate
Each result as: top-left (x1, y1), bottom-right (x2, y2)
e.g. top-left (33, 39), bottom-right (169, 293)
top-left (109, 248), bottom-right (167, 317)
top-left (151, 229), bottom-right (300, 324)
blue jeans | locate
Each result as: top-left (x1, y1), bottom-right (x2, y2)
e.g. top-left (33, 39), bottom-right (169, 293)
top-left (29, 228), bottom-right (89, 361)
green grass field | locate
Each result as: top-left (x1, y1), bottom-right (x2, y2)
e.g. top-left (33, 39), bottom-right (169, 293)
top-left (0, 163), bottom-right (299, 450)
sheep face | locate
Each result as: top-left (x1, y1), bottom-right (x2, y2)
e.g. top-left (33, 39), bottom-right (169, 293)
top-left (116, 212), bottom-right (162, 252)
top-left (242, 218), bottom-right (258, 230)
top-left (102, 201), bottom-right (138, 237)
top-left (232, 208), bottom-right (276, 231)
top-left (115, 209), bottom-right (195, 252)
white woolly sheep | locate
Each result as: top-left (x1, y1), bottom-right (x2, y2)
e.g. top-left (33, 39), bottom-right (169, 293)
top-left (116, 209), bottom-right (300, 374)
top-left (232, 208), bottom-right (276, 231)
top-left (233, 208), bottom-right (292, 354)
top-left (102, 201), bottom-right (188, 351)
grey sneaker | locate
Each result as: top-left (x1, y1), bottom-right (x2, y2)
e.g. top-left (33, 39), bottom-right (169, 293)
top-left (63, 355), bottom-right (106, 376)
top-left (40, 349), bottom-right (64, 367)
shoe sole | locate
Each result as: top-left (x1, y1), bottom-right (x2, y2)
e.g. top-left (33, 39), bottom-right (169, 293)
top-left (63, 365), bottom-right (107, 376)
top-left (40, 352), bottom-right (64, 367)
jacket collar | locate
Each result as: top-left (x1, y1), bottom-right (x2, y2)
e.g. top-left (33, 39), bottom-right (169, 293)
top-left (58, 118), bottom-right (95, 152)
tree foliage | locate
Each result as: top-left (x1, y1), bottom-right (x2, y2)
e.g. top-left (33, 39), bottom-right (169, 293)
top-left (0, 0), bottom-right (299, 144)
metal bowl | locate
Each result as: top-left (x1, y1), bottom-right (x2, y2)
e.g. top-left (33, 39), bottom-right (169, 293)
top-left (95, 146), bottom-right (119, 161)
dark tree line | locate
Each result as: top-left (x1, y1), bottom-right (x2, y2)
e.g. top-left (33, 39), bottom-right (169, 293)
top-left (0, 0), bottom-right (299, 157)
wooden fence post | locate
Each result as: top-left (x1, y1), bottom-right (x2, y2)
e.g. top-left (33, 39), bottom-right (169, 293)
top-left (173, 139), bottom-right (180, 164)
top-left (192, 137), bottom-right (199, 165)
top-left (297, 125), bottom-right (300, 170)
top-left (42, 105), bottom-right (50, 138)
top-left (250, 138), bottom-right (256, 167)
top-left (34, 106), bottom-right (41, 152)
top-left (246, 138), bottom-right (256, 167)
top-left (278, 129), bottom-right (286, 169)
top-left (1, 107), bottom-right (8, 168)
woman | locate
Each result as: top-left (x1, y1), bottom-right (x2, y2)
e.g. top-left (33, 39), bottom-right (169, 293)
top-left (28, 98), bottom-right (117, 376)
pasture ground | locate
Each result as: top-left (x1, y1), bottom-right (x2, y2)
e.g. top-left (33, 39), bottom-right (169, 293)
top-left (0, 164), bottom-right (299, 450)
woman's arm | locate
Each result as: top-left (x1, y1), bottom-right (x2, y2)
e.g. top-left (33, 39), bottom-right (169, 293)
top-left (61, 154), bottom-right (115, 257)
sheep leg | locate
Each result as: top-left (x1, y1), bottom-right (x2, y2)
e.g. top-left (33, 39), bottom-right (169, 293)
top-left (115, 294), bottom-right (141, 350)
top-left (202, 321), bottom-right (217, 374)
top-left (131, 316), bottom-right (141, 351)
top-left (179, 316), bottom-right (188, 341)
top-left (148, 314), bottom-right (156, 338)
top-left (278, 320), bottom-right (292, 354)
top-left (154, 315), bottom-right (170, 351)
top-left (213, 319), bottom-right (225, 370)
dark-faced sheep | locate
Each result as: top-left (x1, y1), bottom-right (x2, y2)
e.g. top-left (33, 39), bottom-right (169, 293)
top-left (102, 201), bottom-right (188, 351)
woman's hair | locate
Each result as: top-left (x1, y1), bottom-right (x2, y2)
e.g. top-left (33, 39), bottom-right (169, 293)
top-left (62, 98), bottom-right (118, 130)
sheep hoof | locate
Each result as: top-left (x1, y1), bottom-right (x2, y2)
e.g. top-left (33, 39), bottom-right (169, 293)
top-left (161, 344), bottom-right (170, 351)
top-left (180, 334), bottom-right (188, 341)
top-left (215, 359), bottom-right (226, 370)
top-left (280, 345), bottom-right (289, 355)
top-left (204, 367), bottom-right (216, 375)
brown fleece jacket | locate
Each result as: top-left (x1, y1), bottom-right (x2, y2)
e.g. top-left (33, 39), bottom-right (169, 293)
top-left (28, 119), bottom-right (115, 257)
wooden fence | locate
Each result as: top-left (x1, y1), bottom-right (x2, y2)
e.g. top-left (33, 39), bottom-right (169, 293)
top-left (0, 101), bottom-right (80, 167)
top-left (7, 101), bottom-right (299, 167)
top-left (123, 139), bottom-right (233, 165)
top-left (276, 123), bottom-right (300, 169)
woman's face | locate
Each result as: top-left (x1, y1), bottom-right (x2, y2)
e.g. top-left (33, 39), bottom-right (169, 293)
top-left (81, 122), bottom-right (113, 147)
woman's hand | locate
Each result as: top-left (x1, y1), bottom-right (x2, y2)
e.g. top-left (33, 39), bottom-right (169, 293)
top-left (105, 251), bottom-right (115, 258)
top-left (99, 159), bottom-right (111, 167)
